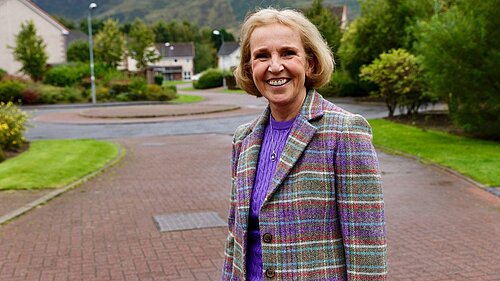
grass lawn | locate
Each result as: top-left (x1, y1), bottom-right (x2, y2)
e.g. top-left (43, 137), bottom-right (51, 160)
top-left (162, 80), bottom-right (190, 87)
top-left (369, 119), bottom-right (500, 187)
top-left (0, 139), bottom-right (120, 190)
top-left (171, 94), bottom-right (204, 103)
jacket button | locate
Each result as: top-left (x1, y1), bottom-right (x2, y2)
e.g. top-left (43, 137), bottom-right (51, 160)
top-left (262, 233), bottom-right (273, 243)
top-left (265, 268), bottom-right (275, 278)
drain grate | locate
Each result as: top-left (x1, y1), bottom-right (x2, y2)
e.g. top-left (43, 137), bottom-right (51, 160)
top-left (153, 211), bottom-right (227, 232)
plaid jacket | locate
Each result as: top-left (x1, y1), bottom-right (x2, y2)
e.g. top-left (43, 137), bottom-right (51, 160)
top-left (222, 90), bottom-right (387, 280)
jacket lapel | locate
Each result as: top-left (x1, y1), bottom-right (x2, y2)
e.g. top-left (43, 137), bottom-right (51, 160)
top-left (264, 90), bottom-right (324, 204)
top-left (236, 107), bottom-right (270, 226)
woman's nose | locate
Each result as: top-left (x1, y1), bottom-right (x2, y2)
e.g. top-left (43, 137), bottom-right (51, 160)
top-left (268, 56), bottom-right (284, 73)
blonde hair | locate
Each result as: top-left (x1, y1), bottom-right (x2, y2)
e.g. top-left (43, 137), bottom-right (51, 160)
top-left (234, 8), bottom-right (335, 97)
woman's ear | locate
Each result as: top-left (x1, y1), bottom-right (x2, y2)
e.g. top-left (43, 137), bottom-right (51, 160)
top-left (306, 58), bottom-right (315, 78)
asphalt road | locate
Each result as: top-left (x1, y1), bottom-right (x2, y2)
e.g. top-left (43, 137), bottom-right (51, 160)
top-left (24, 90), bottom-right (389, 140)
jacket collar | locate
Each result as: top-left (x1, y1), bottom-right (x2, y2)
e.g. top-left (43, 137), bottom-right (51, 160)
top-left (236, 90), bottom-right (324, 210)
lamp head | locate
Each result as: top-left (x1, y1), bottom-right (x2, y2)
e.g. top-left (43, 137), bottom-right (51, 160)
top-left (212, 30), bottom-right (220, 36)
top-left (89, 3), bottom-right (97, 10)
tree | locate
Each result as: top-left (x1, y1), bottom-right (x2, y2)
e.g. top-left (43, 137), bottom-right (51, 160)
top-left (304, 0), bottom-right (342, 58)
top-left (94, 19), bottom-right (126, 68)
top-left (415, 0), bottom-right (500, 138)
top-left (360, 49), bottom-right (427, 117)
top-left (128, 19), bottom-right (161, 73)
top-left (338, 0), bottom-right (427, 80)
top-left (67, 40), bottom-right (89, 62)
top-left (194, 27), bottom-right (218, 73)
top-left (10, 20), bottom-right (48, 81)
top-left (79, 17), bottom-right (105, 35)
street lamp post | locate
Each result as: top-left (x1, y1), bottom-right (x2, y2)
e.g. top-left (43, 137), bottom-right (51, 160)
top-left (212, 30), bottom-right (226, 88)
top-left (87, 2), bottom-right (97, 104)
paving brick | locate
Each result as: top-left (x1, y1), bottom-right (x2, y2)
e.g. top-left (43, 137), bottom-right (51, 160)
top-left (0, 134), bottom-right (498, 280)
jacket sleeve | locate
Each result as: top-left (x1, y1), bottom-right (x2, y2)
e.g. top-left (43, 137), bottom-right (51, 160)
top-left (334, 114), bottom-right (388, 280)
top-left (222, 134), bottom-right (239, 280)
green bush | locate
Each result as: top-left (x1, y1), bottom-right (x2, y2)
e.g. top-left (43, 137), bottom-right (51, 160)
top-left (0, 69), bottom-right (6, 81)
top-left (129, 77), bottom-right (148, 100)
top-left (360, 48), bottom-right (428, 117)
top-left (0, 80), bottom-right (26, 103)
top-left (318, 70), bottom-right (362, 97)
top-left (193, 68), bottom-right (223, 89)
top-left (0, 101), bottom-right (29, 151)
top-left (44, 63), bottom-right (88, 87)
top-left (109, 80), bottom-right (130, 97)
top-left (146, 84), bottom-right (177, 101)
top-left (67, 40), bottom-right (89, 62)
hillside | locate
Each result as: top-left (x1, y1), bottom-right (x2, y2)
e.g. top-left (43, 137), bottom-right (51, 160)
top-left (32, 0), bottom-right (360, 29)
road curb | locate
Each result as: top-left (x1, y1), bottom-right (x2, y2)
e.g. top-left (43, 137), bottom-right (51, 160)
top-left (0, 142), bottom-right (126, 225)
top-left (375, 145), bottom-right (499, 197)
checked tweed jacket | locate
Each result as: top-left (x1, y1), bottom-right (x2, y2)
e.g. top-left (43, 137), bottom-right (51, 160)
top-left (222, 90), bottom-right (387, 280)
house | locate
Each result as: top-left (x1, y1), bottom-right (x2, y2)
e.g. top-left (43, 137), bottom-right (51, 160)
top-left (150, 42), bottom-right (195, 82)
top-left (217, 42), bottom-right (240, 71)
top-left (0, 0), bottom-right (69, 75)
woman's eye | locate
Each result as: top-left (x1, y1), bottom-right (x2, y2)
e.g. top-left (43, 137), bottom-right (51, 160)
top-left (283, 51), bottom-right (296, 57)
top-left (255, 53), bottom-right (269, 60)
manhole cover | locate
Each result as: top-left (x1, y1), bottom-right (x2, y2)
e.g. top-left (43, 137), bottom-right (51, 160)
top-left (153, 211), bottom-right (226, 232)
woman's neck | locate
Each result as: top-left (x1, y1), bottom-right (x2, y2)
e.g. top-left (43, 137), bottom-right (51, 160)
top-left (269, 91), bottom-right (307, 121)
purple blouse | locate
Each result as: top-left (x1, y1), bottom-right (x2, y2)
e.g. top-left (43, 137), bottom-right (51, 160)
top-left (246, 115), bottom-right (296, 280)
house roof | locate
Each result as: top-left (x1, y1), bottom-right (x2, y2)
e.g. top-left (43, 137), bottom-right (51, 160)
top-left (218, 42), bottom-right (239, 56)
top-left (155, 42), bottom-right (194, 58)
top-left (9, 0), bottom-right (70, 35)
top-left (66, 30), bottom-right (87, 47)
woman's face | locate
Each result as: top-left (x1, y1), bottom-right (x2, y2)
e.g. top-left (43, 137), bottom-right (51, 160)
top-left (249, 23), bottom-right (310, 111)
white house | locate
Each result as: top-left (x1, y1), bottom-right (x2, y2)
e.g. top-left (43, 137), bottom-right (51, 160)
top-left (0, 0), bottom-right (69, 75)
top-left (217, 42), bottom-right (239, 71)
top-left (152, 42), bottom-right (195, 81)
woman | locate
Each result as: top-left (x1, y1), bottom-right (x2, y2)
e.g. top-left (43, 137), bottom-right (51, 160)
top-left (222, 8), bottom-right (387, 281)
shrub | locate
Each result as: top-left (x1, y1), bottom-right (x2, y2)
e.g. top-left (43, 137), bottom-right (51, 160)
top-left (0, 101), bottom-right (29, 151)
top-left (44, 63), bottom-right (88, 87)
top-left (154, 75), bottom-right (163, 85)
top-left (0, 80), bottom-right (26, 103)
top-left (0, 68), bottom-right (6, 81)
top-left (129, 77), bottom-right (148, 100)
top-left (193, 68), bottom-right (223, 89)
top-left (36, 84), bottom-right (66, 104)
top-left (67, 40), bottom-right (89, 62)
top-left (146, 84), bottom-right (176, 101)
top-left (61, 87), bottom-right (84, 103)
top-left (96, 87), bottom-right (110, 101)
top-left (21, 87), bottom-right (40, 104)
top-left (318, 70), bottom-right (361, 97)
top-left (360, 48), bottom-right (428, 117)
top-left (109, 80), bottom-right (131, 97)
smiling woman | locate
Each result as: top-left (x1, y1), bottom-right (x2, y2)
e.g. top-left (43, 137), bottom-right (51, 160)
top-left (222, 8), bottom-right (387, 281)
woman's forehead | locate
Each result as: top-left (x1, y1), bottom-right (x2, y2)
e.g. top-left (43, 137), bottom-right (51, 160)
top-left (249, 23), bottom-right (303, 50)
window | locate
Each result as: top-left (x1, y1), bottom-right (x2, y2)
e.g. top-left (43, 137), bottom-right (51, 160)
top-left (186, 59), bottom-right (190, 63)
top-left (183, 71), bottom-right (191, 80)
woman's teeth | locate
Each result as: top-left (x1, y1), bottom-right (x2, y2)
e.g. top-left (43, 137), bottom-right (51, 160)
top-left (268, 79), bottom-right (288, 86)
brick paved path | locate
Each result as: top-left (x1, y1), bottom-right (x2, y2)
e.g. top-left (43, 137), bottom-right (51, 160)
top-left (1, 134), bottom-right (499, 281)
